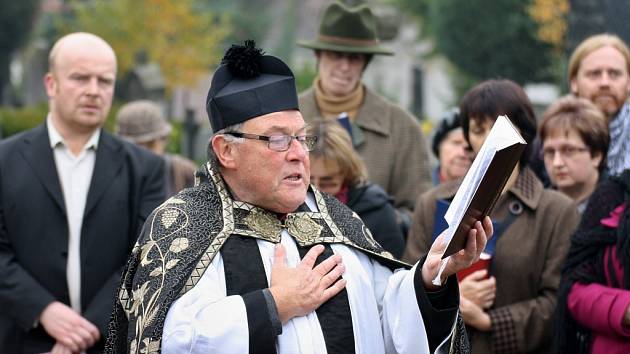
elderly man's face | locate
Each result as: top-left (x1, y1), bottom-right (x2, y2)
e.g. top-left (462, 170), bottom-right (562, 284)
top-left (228, 110), bottom-right (311, 213)
top-left (571, 45), bottom-right (630, 118)
top-left (317, 50), bottom-right (367, 96)
top-left (45, 35), bottom-right (116, 135)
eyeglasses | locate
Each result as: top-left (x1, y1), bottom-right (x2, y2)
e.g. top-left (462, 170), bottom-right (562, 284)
top-left (226, 132), bottom-right (318, 152)
top-left (542, 145), bottom-right (590, 160)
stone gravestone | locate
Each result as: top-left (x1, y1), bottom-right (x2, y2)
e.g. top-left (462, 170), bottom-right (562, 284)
top-left (118, 62), bottom-right (166, 103)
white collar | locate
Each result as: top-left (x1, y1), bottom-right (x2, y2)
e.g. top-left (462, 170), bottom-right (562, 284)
top-left (47, 114), bottom-right (101, 150)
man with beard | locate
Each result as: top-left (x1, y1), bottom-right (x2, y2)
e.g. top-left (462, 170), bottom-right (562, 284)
top-left (568, 34), bottom-right (630, 177)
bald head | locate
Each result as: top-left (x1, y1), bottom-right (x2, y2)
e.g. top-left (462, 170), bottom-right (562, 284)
top-left (45, 32), bottom-right (118, 140)
top-left (49, 32), bottom-right (117, 74)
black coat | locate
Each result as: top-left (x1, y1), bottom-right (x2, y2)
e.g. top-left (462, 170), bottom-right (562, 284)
top-left (347, 182), bottom-right (405, 259)
top-left (0, 124), bottom-right (165, 353)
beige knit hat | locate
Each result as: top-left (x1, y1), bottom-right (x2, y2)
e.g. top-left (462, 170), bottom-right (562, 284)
top-left (115, 100), bottom-right (172, 143)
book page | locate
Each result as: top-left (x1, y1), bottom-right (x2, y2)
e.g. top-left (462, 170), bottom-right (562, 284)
top-left (439, 115), bottom-right (526, 257)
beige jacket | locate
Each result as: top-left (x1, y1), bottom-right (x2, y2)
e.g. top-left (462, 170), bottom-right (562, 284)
top-left (299, 86), bottom-right (431, 215)
top-left (403, 168), bottom-right (580, 354)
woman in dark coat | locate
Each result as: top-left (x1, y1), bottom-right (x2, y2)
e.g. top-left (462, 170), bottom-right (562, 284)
top-left (308, 120), bottom-right (405, 258)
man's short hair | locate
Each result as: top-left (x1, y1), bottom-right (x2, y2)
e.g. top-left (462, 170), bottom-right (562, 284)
top-left (568, 33), bottom-right (630, 81)
top-left (539, 95), bottom-right (610, 171)
top-left (207, 123), bottom-right (244, 167)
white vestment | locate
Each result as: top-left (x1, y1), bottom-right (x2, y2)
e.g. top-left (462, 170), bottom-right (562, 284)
top-left (162, 198), bottom-right (455, 354)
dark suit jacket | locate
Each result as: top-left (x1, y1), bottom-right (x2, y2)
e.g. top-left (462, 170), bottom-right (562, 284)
top-left (0, 124), bottom-right (165, 353)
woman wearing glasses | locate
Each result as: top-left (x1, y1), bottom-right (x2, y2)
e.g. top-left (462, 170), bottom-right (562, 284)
top-left (539, 95), bottom-right (610, 213)
top-left (404, 79), bottom-right (581, 353)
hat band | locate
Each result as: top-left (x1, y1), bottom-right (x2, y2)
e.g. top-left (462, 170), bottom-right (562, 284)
top-left (317, 34), bottom-right (380, 47)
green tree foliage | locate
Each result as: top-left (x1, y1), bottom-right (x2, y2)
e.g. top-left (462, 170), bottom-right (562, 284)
top-left (431, 0), bottom-right (553, 85)
top-left (0, 0), bottom-right (41, 103)
top-left (207, 0), bottom-right (299, 60)
top-left (395, 0), bottom-right (557, 92)
top-left (0, 102), bottom-right (118, 138)
top-left (0, 101), bottom-right (186, 153)
top-left (205, 0), bottom-right (274, 44)
top-left (293, 62), bottom-right (317, 93)
top-left (0, 104), bottom-right (47, 138)
top-left (59, 0), bottom-right (230, 93)
top-left (393, 0), bottom-right (429, 27)
top-left (528, 0), bottom-right (568, 53)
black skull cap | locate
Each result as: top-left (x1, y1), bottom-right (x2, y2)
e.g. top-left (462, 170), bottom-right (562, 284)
top-left (206, 40), bottom-right (299, 132)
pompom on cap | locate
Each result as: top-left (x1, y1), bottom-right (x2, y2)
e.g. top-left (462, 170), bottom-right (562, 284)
top-left (206, 40), bottom-right (299, 133)
top-left (221, 40), bottom-right (264, 79)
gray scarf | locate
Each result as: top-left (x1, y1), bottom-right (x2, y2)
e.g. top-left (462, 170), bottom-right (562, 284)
top-left (607, 102), bottom-right (630, 176)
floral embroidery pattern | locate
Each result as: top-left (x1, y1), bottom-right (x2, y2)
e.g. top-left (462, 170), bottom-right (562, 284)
top-left (108, 161), bottom-right (409, 354)
top-left (129, 337), bottom-right (160, 354)
top-left (124, 199), bottom-right (189, 354)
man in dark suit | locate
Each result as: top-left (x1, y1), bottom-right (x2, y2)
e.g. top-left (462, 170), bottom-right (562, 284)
top-left (0, 32), bottom-right (164, 353)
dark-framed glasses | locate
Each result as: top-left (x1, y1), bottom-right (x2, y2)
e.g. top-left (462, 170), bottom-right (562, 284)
top-left (226, 132), bottom-right (318, 152)
top-left (541, 145), bottom-right (589, 160)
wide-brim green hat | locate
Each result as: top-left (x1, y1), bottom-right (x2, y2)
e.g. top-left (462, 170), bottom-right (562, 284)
top-left (297, 1), bottom-right (393, 56)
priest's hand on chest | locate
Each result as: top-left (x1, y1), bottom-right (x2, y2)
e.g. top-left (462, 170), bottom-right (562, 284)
top-left (268, 244), bottom-right (347, 324)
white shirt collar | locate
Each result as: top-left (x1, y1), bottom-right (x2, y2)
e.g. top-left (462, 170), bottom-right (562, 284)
top-left (47, 114), bottom-right (101, 151)
top-left (304, 190), bottom-right (318, 211)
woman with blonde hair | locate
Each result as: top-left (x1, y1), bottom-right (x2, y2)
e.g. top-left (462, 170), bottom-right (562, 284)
top-left (308, 120), bottom-right (405, 258)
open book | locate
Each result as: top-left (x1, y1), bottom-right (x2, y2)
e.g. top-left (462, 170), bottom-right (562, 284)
top-left (438, 115), bottom-right (526, 258)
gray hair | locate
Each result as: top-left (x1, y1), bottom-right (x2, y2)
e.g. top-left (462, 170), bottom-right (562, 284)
top-left (207, 122), bottom-right (245, 167)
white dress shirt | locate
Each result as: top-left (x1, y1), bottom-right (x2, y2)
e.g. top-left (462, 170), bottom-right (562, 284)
top-left (47, 117), bottom-right (100, 313)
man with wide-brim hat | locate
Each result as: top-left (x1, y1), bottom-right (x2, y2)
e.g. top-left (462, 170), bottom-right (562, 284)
top-left (297, 1), bottom-right (393, 56)
top-left (298, 1), bottom-right (432, 234)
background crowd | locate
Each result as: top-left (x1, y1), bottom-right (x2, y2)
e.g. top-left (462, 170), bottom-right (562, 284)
top-left (1, 0), bottom-right (630, 353)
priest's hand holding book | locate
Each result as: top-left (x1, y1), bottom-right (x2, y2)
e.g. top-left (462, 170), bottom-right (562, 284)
top-left (421, 217), bottom-right (493, 291)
